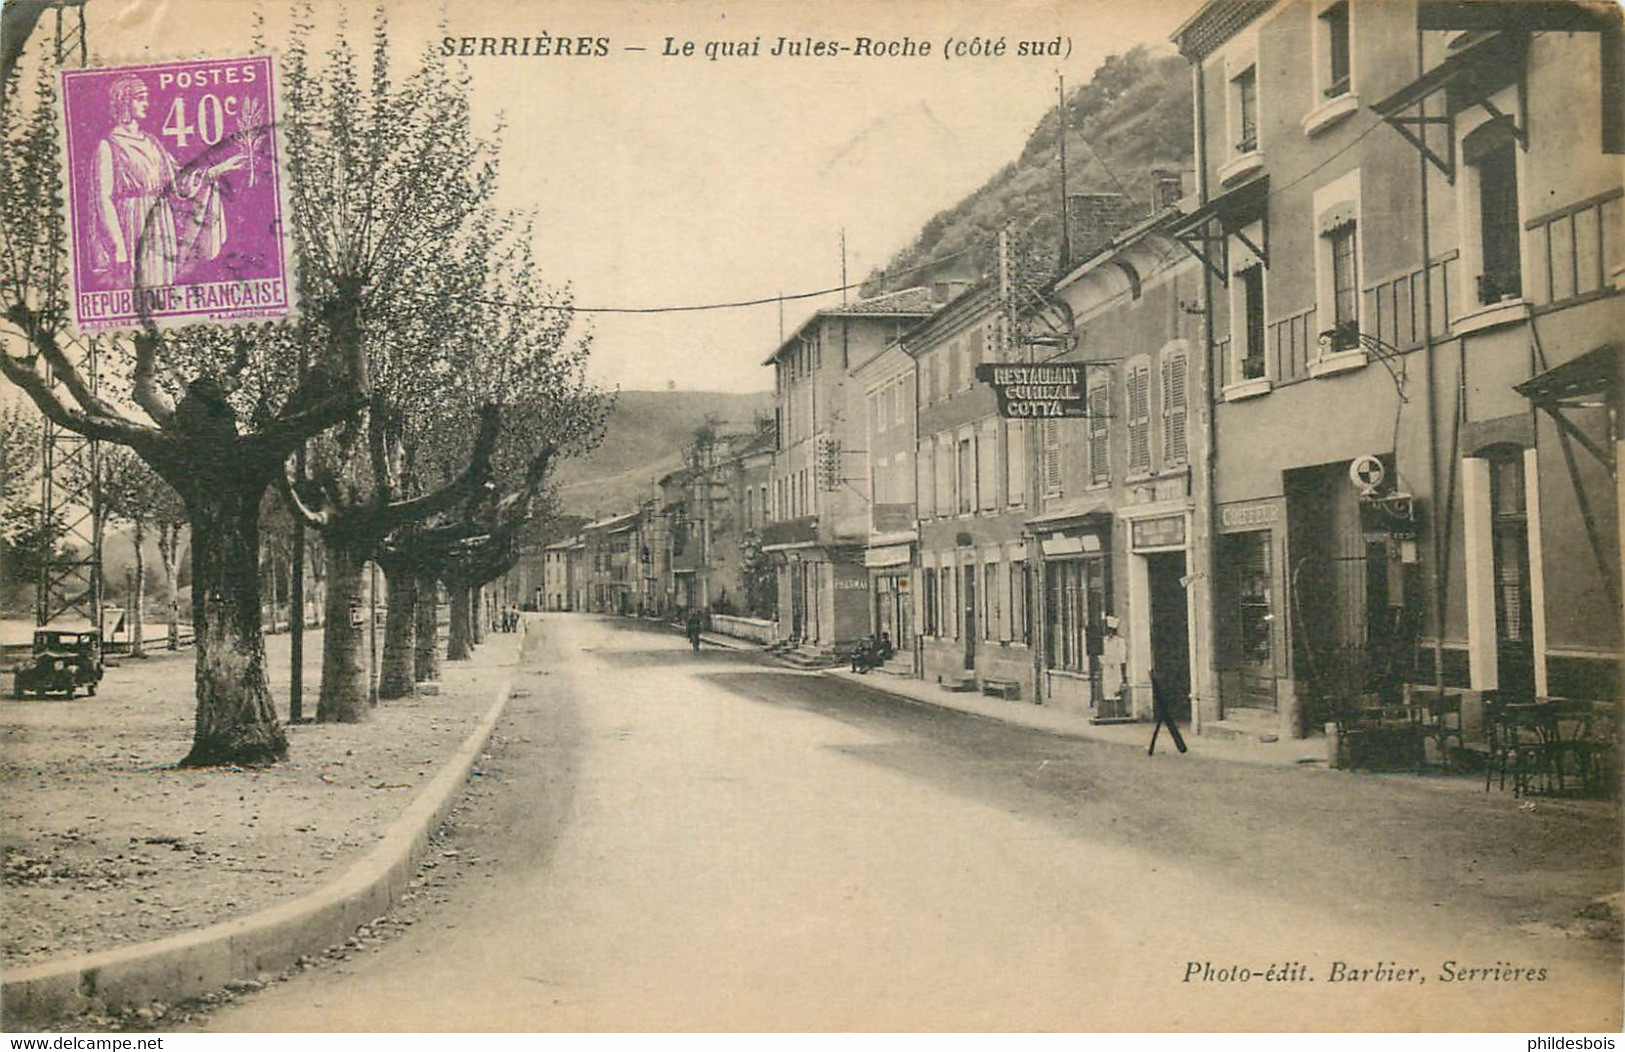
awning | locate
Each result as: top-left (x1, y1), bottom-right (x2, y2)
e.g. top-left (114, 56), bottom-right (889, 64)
top-left (1168, 175), bottom-right (1269, 285)
top-left (1514, 343), bottom-right (1618, 477)
top-left (864, 544), bottom-right (913, 569)
top-left (1370, 31), bottom-right (1528, 183)
top-left (1025, 501), bottom-right (1111, 532)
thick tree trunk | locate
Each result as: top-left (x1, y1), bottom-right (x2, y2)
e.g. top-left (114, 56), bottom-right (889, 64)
top-left (471, 584), bottom-right (486, 645)
top-left (414, 570), bottom-right (441, 681)
top-left (377, 559), bottom-right (416, 699)
top-left (317, 538), bottom-right (369, 722)
top-left (181, 482), bottom-right (286, 767)
top-left (446, 581), bottom-right (474, 661)
top-left (130, 520), bottom-right (146, 658)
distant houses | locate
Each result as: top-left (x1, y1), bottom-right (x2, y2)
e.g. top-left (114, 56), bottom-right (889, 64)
top-left (517, 0), bottom-right (1622, 744)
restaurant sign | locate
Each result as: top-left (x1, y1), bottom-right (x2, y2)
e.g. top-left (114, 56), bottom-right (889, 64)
top-left (975, 363), bottom-right (1088, 419)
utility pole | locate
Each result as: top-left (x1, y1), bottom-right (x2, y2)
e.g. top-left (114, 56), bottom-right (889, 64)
top-left (1057, 75), bottom-right (1071, 270)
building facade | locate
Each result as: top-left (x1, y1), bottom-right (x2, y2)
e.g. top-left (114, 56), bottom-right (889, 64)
top-left (1173, 0), bottom-right (1622, 738)
top-left (761, 289), bottom-right (937, 656)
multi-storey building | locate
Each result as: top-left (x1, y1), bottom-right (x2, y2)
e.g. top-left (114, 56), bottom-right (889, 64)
top-left (1021, 187), bottom-right (1208, 722)
top-left (761, 288), bottom-right (937, 656)
top-left (854, 335), bottom-right (920, 666)
top-left (909, 281), bottom-right (1041, 694)
top-left (1172, 0), bottom-right (1622, 738)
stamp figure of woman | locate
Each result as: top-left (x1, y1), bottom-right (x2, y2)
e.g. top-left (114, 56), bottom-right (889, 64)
top-left (90, 74), bottom-right (246, 289)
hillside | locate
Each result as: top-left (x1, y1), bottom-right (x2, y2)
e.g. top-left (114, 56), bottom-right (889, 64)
top-left (550, 389), bottom-right (773, 521)
top-left (865, 46), bottom-right (1193, 292)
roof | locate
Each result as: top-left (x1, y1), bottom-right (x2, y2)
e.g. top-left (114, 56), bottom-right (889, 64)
top-left (897, 280), bottom-right (998, 357)
top-left (762, 286), bottom-right (938, 365)
top-left (583, 510), bottom-right (641, 533)
top-left (1170, 0), bottom-right (1275, 61)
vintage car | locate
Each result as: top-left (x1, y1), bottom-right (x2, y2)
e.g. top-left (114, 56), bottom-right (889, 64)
top-left (12, 629), bottom-right (103, 699)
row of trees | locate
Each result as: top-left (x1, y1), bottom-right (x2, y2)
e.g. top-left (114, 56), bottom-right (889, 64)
top-left (0, 11), bottom-right (608, 766)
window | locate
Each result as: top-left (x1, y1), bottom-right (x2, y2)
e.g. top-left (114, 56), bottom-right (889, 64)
top-left (922, 568), bottom-right (938, 636)
top-left (1471, 126), bottom-right (1522, 304)
top-left (1239, 264), bottom-right (1266, 379)
top-left (1162, 350), bottom-right (1189, 467)
top-left (1087, 376), bottom-right (1109, 486)
top-left (918, 440), bottom-right (934, 520)
top-left (1234, 67), bottom-right (1258, 154)
top-left (945, 565), bottom-right (958, 640)
top-left (1321, 2), bottom-right (1350, 98)
top-left (1005, 420), bottom-right (1027, 506)
top-left (1486, 446), bottom-right (1533, 695)
top-left (1221, 531), bottom-right (1274, 664)
top-left (1041, 419), bottom-right (1063, 497)
top-left (1009, 560), bottom-right (1029, 645)
top-left (935, 434), bottom-right (953, 517)
top-left (957, 435), bottom-right (975, 514)
top-left (978, 420), bottom-right (999, 511)
top-left (1044, 558), bottom-right (1102, 673)
top-left (983, 562), bottom-right (999, 641)
top-left (1126, 360), bottom-right (1152, 476)
top-left (1327, 223), bottom-right (1360, 350)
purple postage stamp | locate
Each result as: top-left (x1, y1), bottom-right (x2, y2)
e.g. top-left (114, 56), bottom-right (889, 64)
top-left (59, 55), bottom-right (292, 333)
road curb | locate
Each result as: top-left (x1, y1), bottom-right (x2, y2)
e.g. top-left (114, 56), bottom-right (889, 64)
top-left (0, 672), bottom-right (515, 1028)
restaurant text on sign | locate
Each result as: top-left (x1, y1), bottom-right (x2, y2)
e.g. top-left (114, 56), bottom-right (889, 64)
top-left (974, 363), bottom-right (1089, 419)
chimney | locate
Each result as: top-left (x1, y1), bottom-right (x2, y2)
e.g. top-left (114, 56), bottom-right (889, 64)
top-left (1150, 168), bottom-right (1183, 211)
top-left (1066, 192), bottom-right (1141, 267)
top-left (931, 279), bottom-right (974, 305)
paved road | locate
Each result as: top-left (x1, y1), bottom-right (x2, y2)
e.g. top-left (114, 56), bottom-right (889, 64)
top-left (207, 614), bottom-right (1621, 1031)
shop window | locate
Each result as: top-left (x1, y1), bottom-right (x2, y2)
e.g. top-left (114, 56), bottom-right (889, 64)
top-left (922, 568), bottom-right (938, 636)
top-left (1125, 360), bottom-right (1152, 476)
top-left (1223, 531), bottom-right (1274, 663)
top-left (1044, 558), bottom-right (1104, 674)
top-left (1321, 2), bottom-right (1351, 99)
top-left (1238, 264), bottom-right (1267, 379)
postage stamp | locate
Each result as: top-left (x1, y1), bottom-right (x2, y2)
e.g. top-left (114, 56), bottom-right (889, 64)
top-left (59, 55), bottom-right (293, 333)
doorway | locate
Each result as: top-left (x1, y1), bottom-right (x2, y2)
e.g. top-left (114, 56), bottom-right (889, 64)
top-left (1146, 551), bottom-right (1190, 720)
top-left (962, 564), bottom-right (977, 671)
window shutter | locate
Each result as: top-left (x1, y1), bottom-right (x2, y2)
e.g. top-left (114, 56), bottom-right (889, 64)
top-left (1088, 379), bottom-right (1109, 484)
top-left (979, 420), bottom-right (999, 511)
top-left (1042, 419), bottom-right (1063, 495)
top-left (1163, 352), bottom-right (1188, 466)
top-left (1127, 363), bottom-right (1151, 474)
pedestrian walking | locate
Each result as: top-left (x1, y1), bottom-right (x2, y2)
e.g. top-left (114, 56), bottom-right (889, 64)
top-left (1147, 673), bottom-right (1187, 756)
top-left (685, 610), bottom-right (703, 652)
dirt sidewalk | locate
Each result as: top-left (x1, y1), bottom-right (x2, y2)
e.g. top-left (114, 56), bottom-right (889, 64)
top-left (1, 627), bottom-right (518, 973)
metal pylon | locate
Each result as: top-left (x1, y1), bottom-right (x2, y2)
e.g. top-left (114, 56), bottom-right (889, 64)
top-left (35, 0), bottom-right (100, 628)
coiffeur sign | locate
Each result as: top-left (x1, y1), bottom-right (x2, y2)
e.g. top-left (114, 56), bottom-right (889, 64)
top-left (974, 363), bottom-right (1088, 419)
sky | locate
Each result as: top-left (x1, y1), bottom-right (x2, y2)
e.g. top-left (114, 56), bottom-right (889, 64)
top-left (47, 0), bottom-right (1196, 395)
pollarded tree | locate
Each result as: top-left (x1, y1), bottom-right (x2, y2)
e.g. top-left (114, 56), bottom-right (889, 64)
top-left (383, 228), bottom-right (609, 673)
top-left (0, 13), bottom-right (508, 765)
